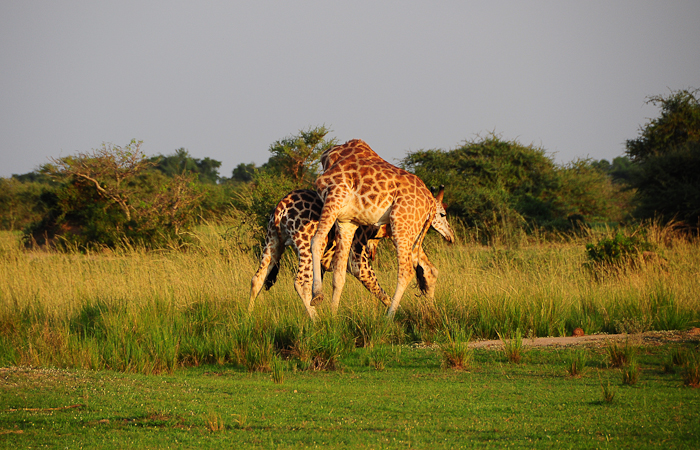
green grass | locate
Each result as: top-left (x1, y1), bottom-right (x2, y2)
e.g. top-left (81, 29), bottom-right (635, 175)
top-left (1, 344), bottom-right (699, 449)
top-left (1, 226), bottom-right (699, 447)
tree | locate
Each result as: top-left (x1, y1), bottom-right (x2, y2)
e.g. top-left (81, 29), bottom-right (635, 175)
top-left (151, 148), bottom-right (222, 184)
top-left (48, 140), bottom-right (154, 221)
top-left (402, 134), bottom-right (561, 230)
top-left (402, 134), bottom-right (628, 235)
top-left (591, 156), bottom-right (638, 185)
top-left (27, 140), bottom-right (205, 249)
top-left (626, 89), bottom-right (700, 162)
top-left (231, 162), bottom-right (256, 182)
top-left (0, 177), bottom-right (49, 231)
top-left (263, 125), bottom-right (337, 183)
top-left (625, 88), bottom-right (700, 224)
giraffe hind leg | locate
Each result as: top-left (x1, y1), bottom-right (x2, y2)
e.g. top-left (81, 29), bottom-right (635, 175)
top-left (349, 236), bottom-right (391, 307)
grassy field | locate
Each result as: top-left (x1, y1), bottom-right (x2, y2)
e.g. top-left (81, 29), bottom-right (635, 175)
top-left (1, 224), bottom-right (698, 371)
top-left (2, 342), bottom-right (699, 449)
top-left (0, 225), bottom-right (699, 447)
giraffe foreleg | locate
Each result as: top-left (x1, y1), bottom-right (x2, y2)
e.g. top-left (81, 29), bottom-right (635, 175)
top-left (294, 245), bottom-right (318, 321)
top-left (386, 238), bottom-right (414, 318)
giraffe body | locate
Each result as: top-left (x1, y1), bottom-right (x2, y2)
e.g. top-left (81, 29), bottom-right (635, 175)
top-left (249, 187), bottom-right (453, 319)
top-left (311, 139), bottom-right (455, 317)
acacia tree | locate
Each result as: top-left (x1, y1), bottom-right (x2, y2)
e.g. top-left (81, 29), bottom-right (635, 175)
top-left (625, 88), bottom-right (700, 224)
top-left (48, 140), bottom-right (153, 221)
top-left (264, 125), bottom-right (337, 183)
top-left (29, 140), bottom-right (204, 249)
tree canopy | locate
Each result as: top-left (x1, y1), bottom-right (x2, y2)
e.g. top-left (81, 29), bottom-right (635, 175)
top-left (625, 88), bottom-right (700, 225)
top-left (401, 134), bottom-right (626, 237)
top-left (150, 148), bottom-right (222, 184)
top-left (262, 125), bottom-right (337, 183)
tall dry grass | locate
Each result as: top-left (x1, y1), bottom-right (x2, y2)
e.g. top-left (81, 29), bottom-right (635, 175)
top-left (0, 221), bottom-right (697, 373)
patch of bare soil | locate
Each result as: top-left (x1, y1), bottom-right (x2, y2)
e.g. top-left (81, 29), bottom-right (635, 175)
top-left (469, 327), bottom-right (700, 350)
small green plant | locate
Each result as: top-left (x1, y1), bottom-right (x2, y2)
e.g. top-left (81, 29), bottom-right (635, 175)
top-left (271, 355), bottom-right (285, 384)
top-left (348, 307), bottom-right (400, 348)
top-left (621, 359), bottom-right (640, 386)
top-left (680, 353), bottom-right (700, 388)
top-left (231, 413), bottom-right (249, 430)
top-left (606, 340), bottom-right (637, 368)
top-left (295, 319), bottom-right (347, 371)
top-left (566, 349), bottom-right (589, 377)
top-left (601, 379), bottom-right (616, 403)
top-left (363, 345), bottom-right (392, 371)
top-left (205, 411), bottom-right (226, 432)
top-left (437, 327), bottom-right (473, 370)
top-left (664, 347), bottom-right (691, 373)
top-left (243, 335), bottom-right (275, 372)
top-left (498, 328), bottom-right (524, 364)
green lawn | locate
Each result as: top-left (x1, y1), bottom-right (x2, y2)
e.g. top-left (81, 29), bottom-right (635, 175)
top-left (2, 344), bottom-right (698, 449)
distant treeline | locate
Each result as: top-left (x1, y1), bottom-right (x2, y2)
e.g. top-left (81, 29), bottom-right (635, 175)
top-left (1, 89), bottom-right (698, 249)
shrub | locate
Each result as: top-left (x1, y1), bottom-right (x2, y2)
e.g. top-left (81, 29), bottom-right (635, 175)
top-left (498, 328), bottom-right (524, 364)
top-left (606, 340), bottom-right (637, 368)
top-left (566, 349), bottom-right (589, 377)
top-left (585, 233), bottom-right (653, 270)
top-left (437, 327), bottom-right (473, 370)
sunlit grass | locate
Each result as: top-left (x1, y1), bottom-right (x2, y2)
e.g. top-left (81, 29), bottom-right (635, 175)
top-left (0, 222), bottom-right (698, 374)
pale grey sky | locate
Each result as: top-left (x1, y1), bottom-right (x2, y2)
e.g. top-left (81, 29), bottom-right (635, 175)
top-left (1, 1), bottom-right (698, 178)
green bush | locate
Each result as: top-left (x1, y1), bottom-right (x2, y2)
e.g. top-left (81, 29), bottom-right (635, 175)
top-left (585, 233), bottom-right (653, 269)
top-left (22, 142), bottom-right (205, 250)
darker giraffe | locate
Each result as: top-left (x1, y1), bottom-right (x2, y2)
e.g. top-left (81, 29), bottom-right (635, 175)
top-left (248, 189), bottom-right (389, 319)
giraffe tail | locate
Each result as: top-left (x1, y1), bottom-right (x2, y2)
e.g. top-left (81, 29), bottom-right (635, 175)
top-left (264, 262), bottom-right (280, 290)
top-left (415, 263), bottom-right (429, 295)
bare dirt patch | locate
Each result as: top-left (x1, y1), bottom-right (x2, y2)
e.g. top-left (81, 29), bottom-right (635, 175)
top-left (469, 328), bottom-right (700, 350)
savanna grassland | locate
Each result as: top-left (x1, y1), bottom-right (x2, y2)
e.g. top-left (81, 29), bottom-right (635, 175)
top-left (1, 225), bottom-right (699, 448)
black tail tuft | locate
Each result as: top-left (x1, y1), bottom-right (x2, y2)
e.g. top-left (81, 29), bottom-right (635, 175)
top-left (264, 263), bottom-right (280, 290)
top-left (415, 264), bottom-right (429, 295)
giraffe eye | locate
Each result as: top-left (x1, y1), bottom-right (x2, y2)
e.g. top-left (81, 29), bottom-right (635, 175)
top-left (440, 213), bottom-right (446, 217)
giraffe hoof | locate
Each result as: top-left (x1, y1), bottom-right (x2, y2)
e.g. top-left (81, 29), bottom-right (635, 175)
top-left (310, 295), bottom-right (324, 307)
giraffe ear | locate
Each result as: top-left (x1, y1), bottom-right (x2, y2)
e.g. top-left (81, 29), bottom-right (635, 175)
top-left (436, 185), bottom-right (445, 203)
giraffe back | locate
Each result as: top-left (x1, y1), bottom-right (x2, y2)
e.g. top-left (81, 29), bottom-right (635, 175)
top-left (316, 139), bottom-right (436, 229)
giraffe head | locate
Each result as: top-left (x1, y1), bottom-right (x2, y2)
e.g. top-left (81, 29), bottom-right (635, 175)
top-left (431, 186), bottom-right (455, 243)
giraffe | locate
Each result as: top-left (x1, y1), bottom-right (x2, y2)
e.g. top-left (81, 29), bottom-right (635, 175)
top-left (248, 188), bottom-right (453, 319)
top-left (310, 139), bottom-right (455, 317)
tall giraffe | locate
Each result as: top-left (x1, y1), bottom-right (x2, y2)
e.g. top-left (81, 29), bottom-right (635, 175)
top-left (248, 188), bottom-right (453, 319)
top-left (310, 139), bottom-right (455, 317)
